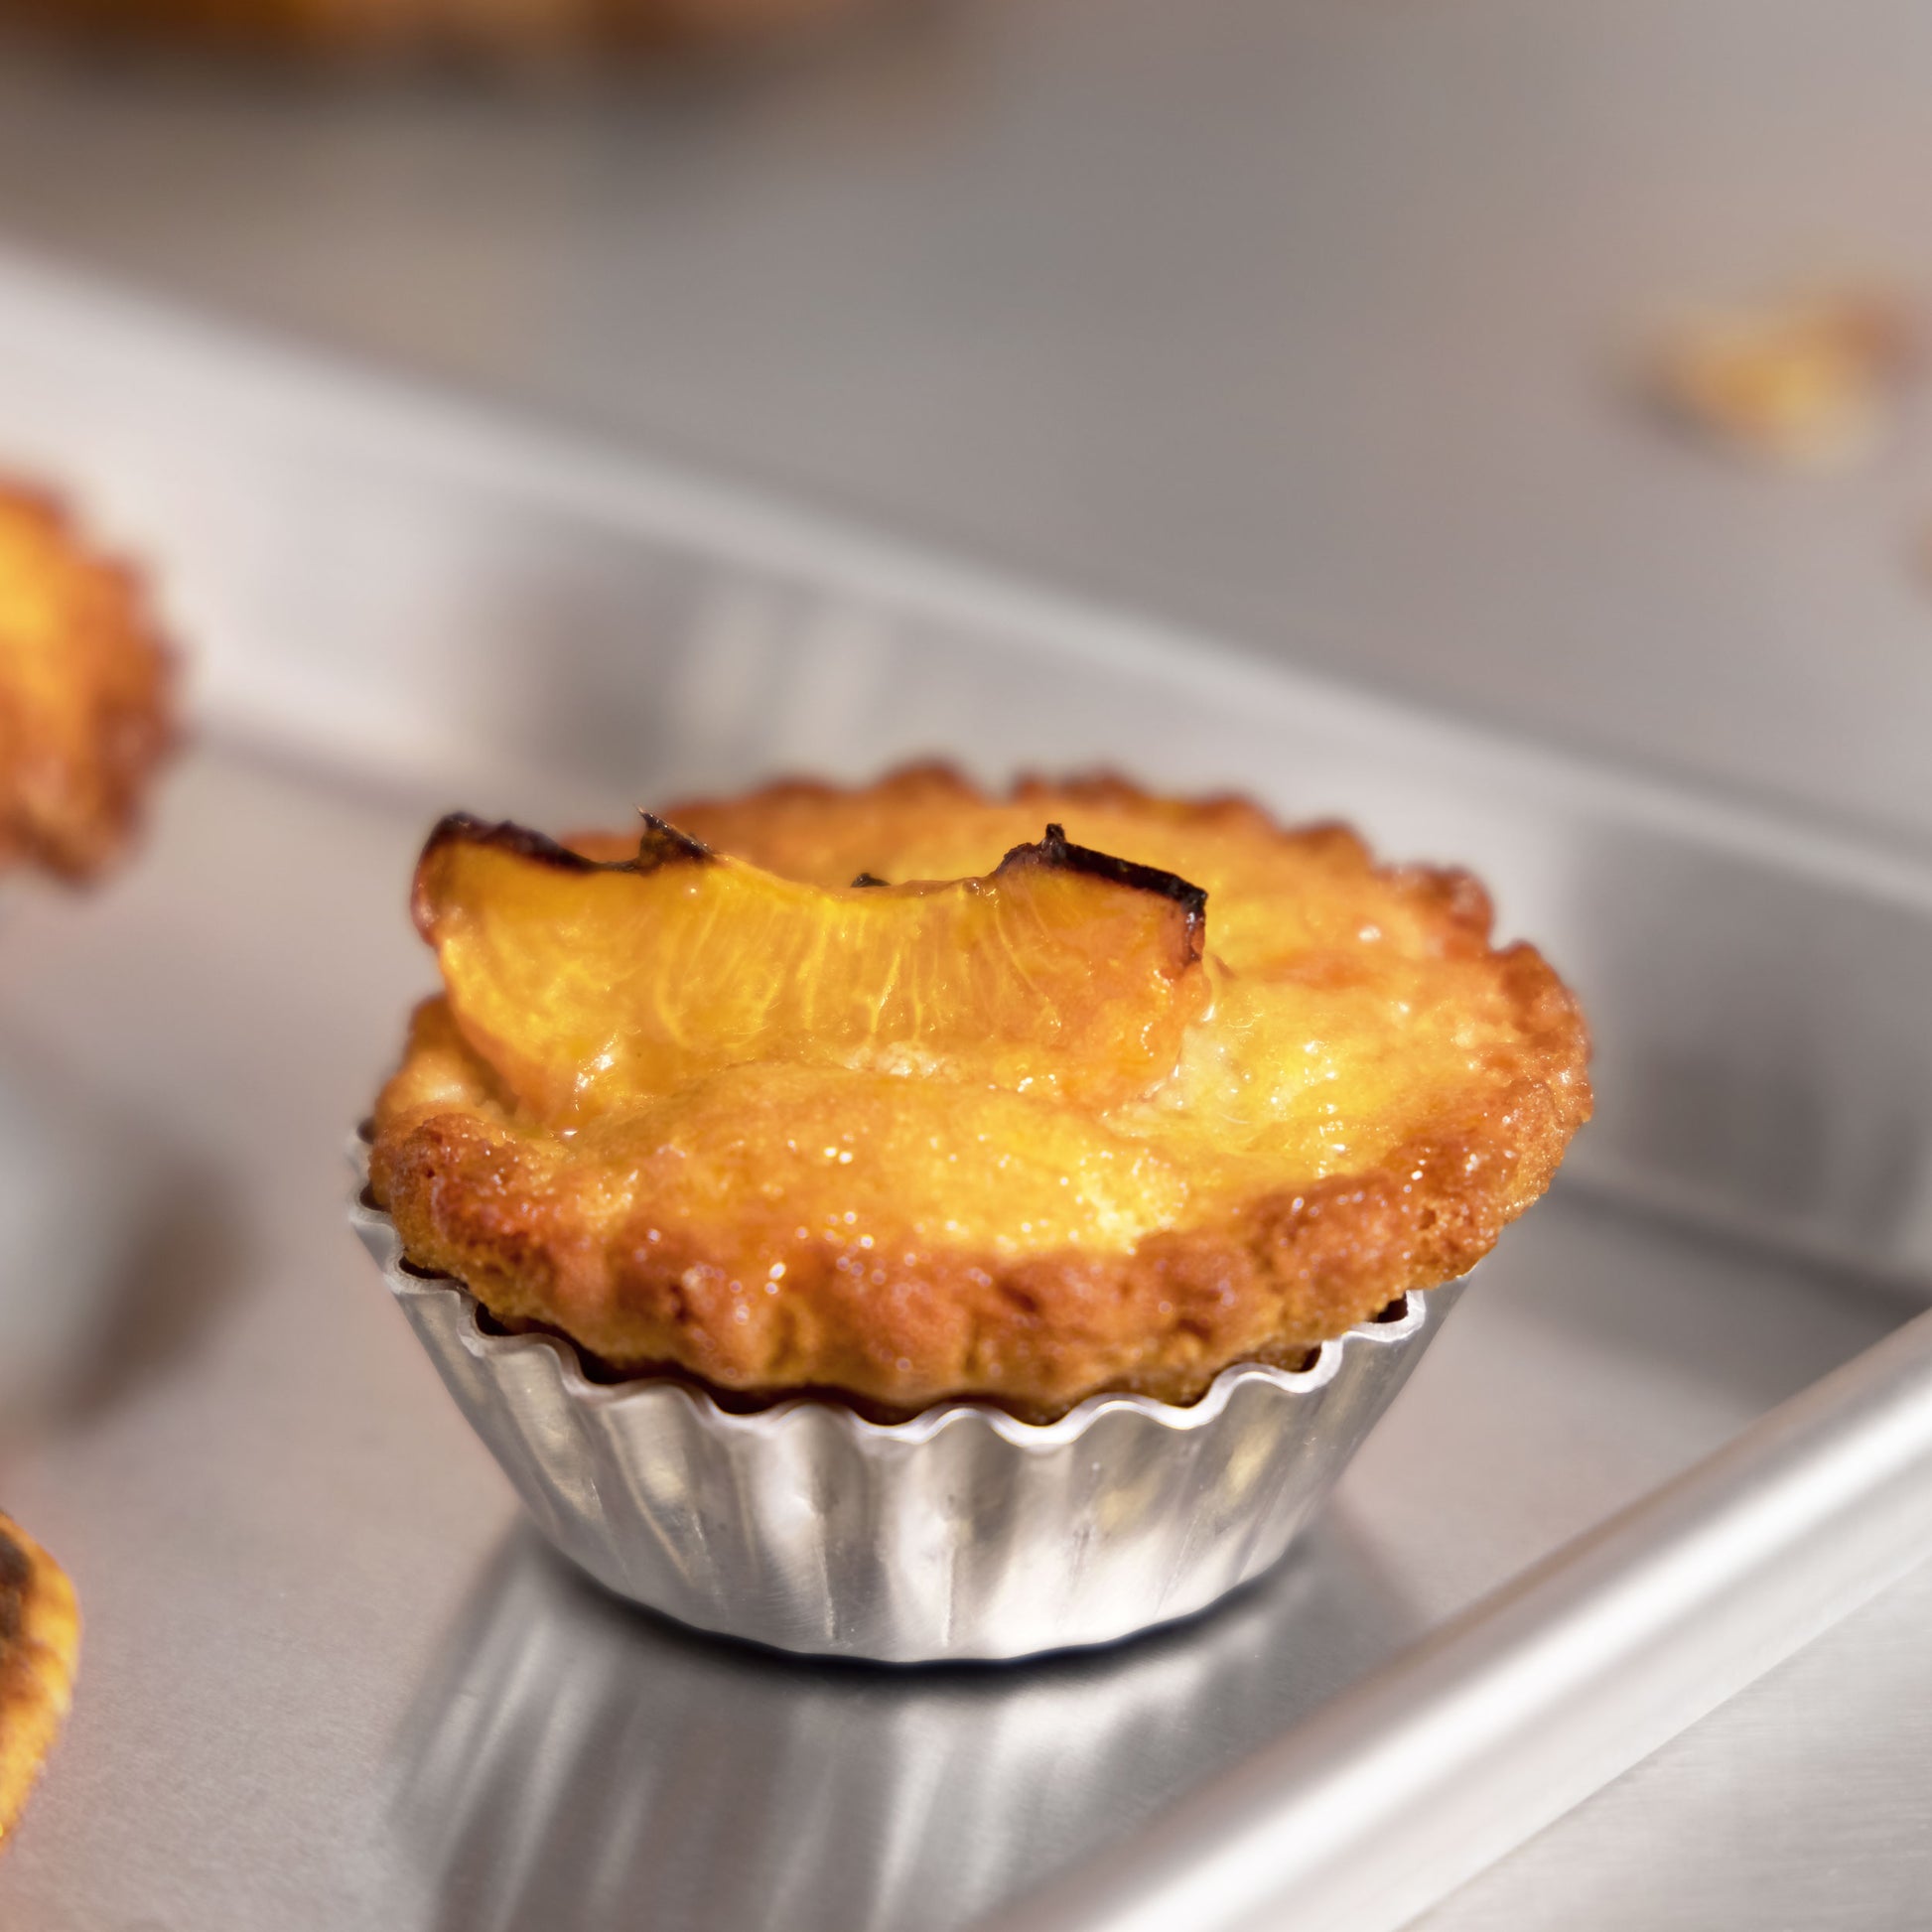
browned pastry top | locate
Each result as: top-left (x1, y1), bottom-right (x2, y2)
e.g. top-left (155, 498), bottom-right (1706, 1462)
top-left (371, 766), bottom-right (1591, 1418)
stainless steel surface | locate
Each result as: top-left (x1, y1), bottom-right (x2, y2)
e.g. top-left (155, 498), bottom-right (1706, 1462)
top-left (1416, 1568), bottom-right (1932, 1931)
top-left (991, 1301), bottom-right (1932, 1932)
top-left (0, 278), bottom-right (1926, 1925)
top-left (0, 1052), bottom-right (172, 1441)
top-left (1, 0), bottom-right (1930, 850)
top-left (0, 747), bottom-right (1912, 1931)
top-left (351, 1159), bottom-right (1456, 1661)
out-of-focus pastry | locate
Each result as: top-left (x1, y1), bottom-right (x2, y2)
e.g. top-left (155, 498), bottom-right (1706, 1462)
top-left (0, 486), bottom-right (176, 884)
top-left (11, 0), bottom-right (870, 61)
top-left (1648, 286), bottom-right (1920, 469)
top-left (0, 1511), bottom-right (79, 1849)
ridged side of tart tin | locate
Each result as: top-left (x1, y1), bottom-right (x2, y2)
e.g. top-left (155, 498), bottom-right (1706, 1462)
top-left (349, 1147), bottom-right (1461, 1663)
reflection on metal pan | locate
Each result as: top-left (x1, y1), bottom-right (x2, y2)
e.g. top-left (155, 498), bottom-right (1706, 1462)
top-left (375, 1521), bottom-right (1419, 1932)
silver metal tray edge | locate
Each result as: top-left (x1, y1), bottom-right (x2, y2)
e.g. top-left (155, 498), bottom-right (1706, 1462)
top-left (994, 1302), bottom-right (1932, 1932)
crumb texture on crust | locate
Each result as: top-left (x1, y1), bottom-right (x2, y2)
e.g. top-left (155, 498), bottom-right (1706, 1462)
top-left (0, 487), bottom-right (177, 883)
top-left (0, 1512), bottom-right (80, 1850)
top-left (371, 766), bottom-right (1592, 1418)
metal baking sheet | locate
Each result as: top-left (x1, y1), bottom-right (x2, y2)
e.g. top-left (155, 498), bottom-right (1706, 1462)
top-left (0, 255), bottom-right (1929, 1932)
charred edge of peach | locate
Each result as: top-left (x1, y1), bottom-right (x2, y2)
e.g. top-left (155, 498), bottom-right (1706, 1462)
top-left (420, 809), bottom-right (716, 877)
top-left (416, 809), bottom-right (1210, 966)
top-left (412, 809), bottom-right (716, 938)
top-left (994, 822), bottom-right (1208, 965)
top-left (631, 812), bottom-right (714, 868)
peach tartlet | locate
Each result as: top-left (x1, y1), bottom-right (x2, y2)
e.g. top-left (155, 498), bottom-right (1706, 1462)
top-left (0, 486), bottom-right (176, 883)
top-left (368, 767), bottom-right (1590, 1422)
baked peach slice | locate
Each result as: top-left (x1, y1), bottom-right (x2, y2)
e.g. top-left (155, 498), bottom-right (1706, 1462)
top-left (414, 812), bottom-right (1209, 1126)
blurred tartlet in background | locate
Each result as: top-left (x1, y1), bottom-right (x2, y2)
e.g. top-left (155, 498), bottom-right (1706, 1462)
top-left (5, 0), bottom-right (873, 63)
top-left (1646, 284), bottom-right (1922, 471)
top-left (0, 1511), bottom-right (79, 1851)
top-left (0, 482), bottom-right (179, 1451)
top-left (0, 485), bottom-right (176, 886)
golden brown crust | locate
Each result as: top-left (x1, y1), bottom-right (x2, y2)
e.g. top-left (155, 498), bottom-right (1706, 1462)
top-left (0, 486), bottom-right (177, 884)
top-left (0, 1513), bottom-right (79, 1850)
top-left (371, 768), bottom-right (1591, 1419)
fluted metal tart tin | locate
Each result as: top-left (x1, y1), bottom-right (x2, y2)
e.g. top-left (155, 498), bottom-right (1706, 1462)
top-left (349, 1145), bottom-right (1460, 1662)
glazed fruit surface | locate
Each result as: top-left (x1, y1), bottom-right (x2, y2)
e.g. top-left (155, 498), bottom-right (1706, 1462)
top-left (415, 814), bottom-right (1208, 1122)
top-left (372, 767), bottom-right (1591, 1417)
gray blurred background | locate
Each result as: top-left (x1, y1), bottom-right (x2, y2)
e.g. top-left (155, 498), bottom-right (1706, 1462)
top-left (1, 0), bottom-right (1927, 843)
